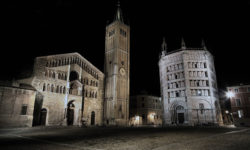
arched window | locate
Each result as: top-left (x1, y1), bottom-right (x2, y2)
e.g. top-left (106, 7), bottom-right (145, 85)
top-left (176, 91), bottom-right (179, 97)
top-left (63, 87), bottom-right (66, 94)
top-left (205, 71), bottom-right (208, 77)
top-left (60, 86), bottom-right (62, 93)
top-left (196, 81), bottom-right (199, 86)
top-left (58, 73), bottom-right (61, 79)
top-left (51, 84), bottom-right (54, 92)
top-left (56, 85), bottom-right (59, 93)
top-left (58, 60), bottom-right (61, 66)
top-left (69, 71), bottom-right (78, 81)
top-left (95, 92), bottom-right (97, 98)
top-left (52, 72), bottom-right (56, 79)
top-left (96, 82), bottom-right (98, 87)
top-left (43, 83), bottom-right (46, 91)
top-left (64, 74), bottom-right (67, 80)
top-left (204, 63), bottom-right (207, 68)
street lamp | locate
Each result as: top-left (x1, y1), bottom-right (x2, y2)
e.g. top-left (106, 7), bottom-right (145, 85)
top-left (226, 91), bottom-right (234, 99)
top-left (225, 91), bottom-right (235, 124)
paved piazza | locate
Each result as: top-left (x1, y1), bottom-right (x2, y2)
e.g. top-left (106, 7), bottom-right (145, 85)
top-left (0, 127), bottom-right (249, 150)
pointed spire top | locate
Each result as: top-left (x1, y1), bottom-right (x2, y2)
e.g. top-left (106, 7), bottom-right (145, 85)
top-left (161, 37), bottom-right (167, 51)
top-left (181, 37), bottom-right (186, 50)
top-left (201, 38), bottom-right (207, 50)
top-left (161, 37), bottom-right (167, 57)
top-left (115, 1), bottom-right (124, 22)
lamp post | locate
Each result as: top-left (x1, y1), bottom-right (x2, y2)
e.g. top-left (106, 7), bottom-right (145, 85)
top-left (225, 91), bottom-right (235, 124)
top-left (226, 91), bottom-right (234, 99)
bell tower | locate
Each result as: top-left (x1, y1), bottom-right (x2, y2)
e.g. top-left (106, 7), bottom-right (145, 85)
top-left (104, 2), bottom-right (130, 126)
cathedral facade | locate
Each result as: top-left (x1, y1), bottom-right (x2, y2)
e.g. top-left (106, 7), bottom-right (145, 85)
top-left (159, 38), bottom-right (223, 126)
top-left (0, 4), bottom-right (129, 127)
top-left (18, 53), bottom-right (105, 126)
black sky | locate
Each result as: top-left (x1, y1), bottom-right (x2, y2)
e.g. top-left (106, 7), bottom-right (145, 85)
top-left (2, 0), bottom-right (250, 96)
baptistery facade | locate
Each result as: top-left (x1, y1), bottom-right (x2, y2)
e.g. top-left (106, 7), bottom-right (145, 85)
top-left (159, 38), bottom-right (223, 126)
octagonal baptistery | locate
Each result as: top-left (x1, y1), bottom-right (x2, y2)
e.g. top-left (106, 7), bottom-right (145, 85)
top-left (158, 38), bottom-right (223, 126)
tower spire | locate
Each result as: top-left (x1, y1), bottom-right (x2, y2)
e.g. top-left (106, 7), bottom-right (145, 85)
top-left (161, 37), bottom-right (167, 51)
top-left (161, 37), bottom-right (167, 57)
top-left (201, 38), bottom-right (207, 50)
top-left (181, 37), bottom-right (186, 50)
top-left (115, 1), bottom-right (124, 22)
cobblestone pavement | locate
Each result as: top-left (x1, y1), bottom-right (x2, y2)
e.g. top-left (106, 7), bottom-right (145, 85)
top-left (0, 126), bottom-right (249, 150)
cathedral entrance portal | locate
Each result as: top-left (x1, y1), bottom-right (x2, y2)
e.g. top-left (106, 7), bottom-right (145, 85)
top-left (91, 111), bottom-right (95, 125)
top-left (177, 113), bottom-right (184, 124)
top-left (40, 109), bottom-right (47, 126)
top-left (67, 101), bottom-right (75, 125)
top-left (176, 105), bottom-right (185, 124)
top-left (32, 92), bottom-right (43, 126)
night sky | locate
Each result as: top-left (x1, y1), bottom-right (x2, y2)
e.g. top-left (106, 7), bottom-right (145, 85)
top-left (2, 0), bottom-right (250, 96)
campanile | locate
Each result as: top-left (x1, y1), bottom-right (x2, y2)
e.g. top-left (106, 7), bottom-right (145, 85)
top-left (104, 2), bottom-right (130, 126)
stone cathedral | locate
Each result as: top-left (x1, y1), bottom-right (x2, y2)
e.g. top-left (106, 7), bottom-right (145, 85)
top-left (0, 4), bottom-right (129, 127)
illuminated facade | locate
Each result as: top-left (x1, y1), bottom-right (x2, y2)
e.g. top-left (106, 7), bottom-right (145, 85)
top-left (18, 53), bottom-right (105, 127)
top-left (0, 3), bottom-right (130, 127)
top-left (104, 3), bottom-right (130, 126)
top-left (0, 81), bottom-right (36, 127)
top-left (227, 84), bottom-right (250, 126)
top-left (159, 38), bottom-right (223, 126)
top-left (129, 95), bottom-right (162, 126)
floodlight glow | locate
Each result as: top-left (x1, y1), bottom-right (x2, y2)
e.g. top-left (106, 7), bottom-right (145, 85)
top-left (226, 91), bottom-right (234, 98)
top-left (135, 116), bottom-right (139, 121)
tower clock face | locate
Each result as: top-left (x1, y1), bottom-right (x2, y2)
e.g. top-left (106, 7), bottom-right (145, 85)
top-left (119, 68), bottom-right (126, 76)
